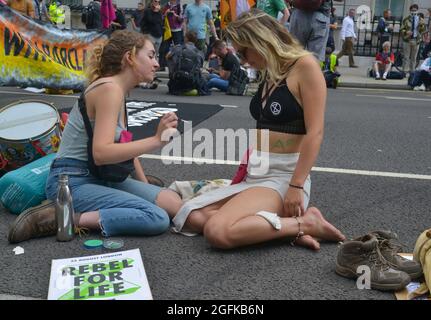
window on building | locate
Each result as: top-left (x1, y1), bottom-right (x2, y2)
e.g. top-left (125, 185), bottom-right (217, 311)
top-left (374, 0), bottom-right (405, 19)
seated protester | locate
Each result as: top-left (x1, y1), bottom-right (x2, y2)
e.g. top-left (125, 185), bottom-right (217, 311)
top-left (374, 41), bottom-right (395, 80)
top-left (207, 40), bottom-right (241, 92)
top-left (321, 47), bottom-right (340, 89)
top-left (411, 53), bottom-right (431, 91)
top-left (166, 31), bottom-right (209, 95)
top-left (7, 31), bottom-right (183, 243)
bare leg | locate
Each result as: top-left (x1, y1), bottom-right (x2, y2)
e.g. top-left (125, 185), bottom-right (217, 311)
top-left (155, 189), bottom-right (183, 219)
top-left (77, 211), bottom-right (101, 230)
top-left (184, 196), bottom-right (235, 233)
top-left (374, 62), bottom-right (380, 77)
top-left (202, 187), bottom-right (345, 249)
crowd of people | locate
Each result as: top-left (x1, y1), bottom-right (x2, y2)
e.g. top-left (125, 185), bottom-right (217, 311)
top-left (3, 1), bottom-right (431, 91)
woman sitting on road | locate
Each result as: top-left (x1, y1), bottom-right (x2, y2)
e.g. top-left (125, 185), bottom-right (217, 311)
top-left (8, 30), bottom-right (183, 243)
top-left (374, 41), bottom-right (395, 80)
top-left (172, 10), bottom-right (346, 250)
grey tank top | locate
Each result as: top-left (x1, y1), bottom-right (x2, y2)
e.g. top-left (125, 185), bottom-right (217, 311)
top-left (56, 82), bottom-right (126, 161)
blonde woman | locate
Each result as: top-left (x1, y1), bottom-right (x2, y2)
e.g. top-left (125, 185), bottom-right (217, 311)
top-left (8, 31), bottom-right (182, 243)
top-left (172, 9), bottom-right (345, 250)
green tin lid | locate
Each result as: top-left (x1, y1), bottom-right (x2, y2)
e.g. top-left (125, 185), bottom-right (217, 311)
top-left (83, 239), bottom-right (103, 249)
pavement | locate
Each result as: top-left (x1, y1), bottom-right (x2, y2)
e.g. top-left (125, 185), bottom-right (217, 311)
top-left (0, 81), bottom-right (430, 301)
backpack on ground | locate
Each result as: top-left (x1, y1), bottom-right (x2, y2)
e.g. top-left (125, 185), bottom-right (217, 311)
top-left (393, 51), bottom-right (403, 68)
top-left (227, 64), bottom-right (249, 96)
top-left (292, 0), bottom-right (324, 11)
top-left (81, 2), bottom-right (96, 27)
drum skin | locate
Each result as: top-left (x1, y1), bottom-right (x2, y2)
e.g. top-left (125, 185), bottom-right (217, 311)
top-left (0, 100), bottom-right (61, 171)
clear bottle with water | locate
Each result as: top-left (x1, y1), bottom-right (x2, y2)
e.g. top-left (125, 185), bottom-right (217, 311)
top-left (55, 174), bottom-right (75, 242)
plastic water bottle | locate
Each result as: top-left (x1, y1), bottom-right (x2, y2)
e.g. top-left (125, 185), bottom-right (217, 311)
top-left (55, 174), bottom-right (75, 242)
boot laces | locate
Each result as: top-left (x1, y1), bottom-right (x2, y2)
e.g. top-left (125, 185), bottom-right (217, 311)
top-left (365, 246), bottom-right (390, 271)
top-left (378, 236), bottom-right (405, 253)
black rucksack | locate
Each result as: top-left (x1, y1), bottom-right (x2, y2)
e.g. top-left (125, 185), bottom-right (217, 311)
top-left (81, 2), bottom-right (96, 27)
top-left (172, 45), bottom-right (201, 89)
top-left (227, 64), bottom-right (249, 96)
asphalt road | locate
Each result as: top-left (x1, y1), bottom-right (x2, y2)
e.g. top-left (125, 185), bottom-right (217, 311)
top-left (0, 84), bottom-right (430, 300)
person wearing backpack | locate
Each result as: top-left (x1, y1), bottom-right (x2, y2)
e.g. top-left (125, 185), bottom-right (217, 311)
top-left (82, 0), bottom-right (102, 30)
top-left (166, 31), bottom-right (207, 95)
top-left (289, 0), bottom-right (343, 62)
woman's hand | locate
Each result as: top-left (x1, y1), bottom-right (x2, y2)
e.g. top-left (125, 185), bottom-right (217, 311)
top-left (282, 187), bottom-right (305, 217)
top-left (155, 112), bottom-right (178, 144)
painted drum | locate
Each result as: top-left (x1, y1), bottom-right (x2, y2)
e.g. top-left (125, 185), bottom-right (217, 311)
top-left (0, 100), bottom-right (62, 171)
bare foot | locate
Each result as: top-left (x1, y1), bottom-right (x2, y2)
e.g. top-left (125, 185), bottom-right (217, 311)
top-left (295, 235), bottom-right (320, 251)
top-left (302, 207), bottom-right (345, 242)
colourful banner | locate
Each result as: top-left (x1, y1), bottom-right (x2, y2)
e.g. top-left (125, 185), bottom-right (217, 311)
top-left (0, 5), bottom-right (108, 90)
top-left (220, 0), bottom-right (255, 29)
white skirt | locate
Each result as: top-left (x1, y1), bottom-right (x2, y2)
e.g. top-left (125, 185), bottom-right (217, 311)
top-left (172, 150), bottom-right (311, 235)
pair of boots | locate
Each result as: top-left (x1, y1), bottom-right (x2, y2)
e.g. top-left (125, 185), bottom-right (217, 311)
top-left (336, 230), bottom-right (423, 291)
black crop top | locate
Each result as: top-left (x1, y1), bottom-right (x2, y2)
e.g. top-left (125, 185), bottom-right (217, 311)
top-left (250, 79), bottom-right (306, 135)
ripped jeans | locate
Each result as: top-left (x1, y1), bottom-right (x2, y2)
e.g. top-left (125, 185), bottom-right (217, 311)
top-left (45, 158), bottom-right (170, 237)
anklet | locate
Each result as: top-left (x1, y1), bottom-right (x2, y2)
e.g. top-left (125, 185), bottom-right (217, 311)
top-left (290, 216), bottom-right (304, 246)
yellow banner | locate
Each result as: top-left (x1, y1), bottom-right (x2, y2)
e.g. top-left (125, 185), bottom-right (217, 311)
top-left (0, 5), bottom-right (107, 90)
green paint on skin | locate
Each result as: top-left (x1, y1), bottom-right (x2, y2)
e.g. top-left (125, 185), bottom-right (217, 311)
top-left (271, 139), bottom-right (295, 149)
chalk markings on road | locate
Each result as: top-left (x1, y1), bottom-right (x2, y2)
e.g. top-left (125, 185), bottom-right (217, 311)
top-left (356, 94), bottom-right (431, 102)
top-left (139, 154), bottom-right (431, 180)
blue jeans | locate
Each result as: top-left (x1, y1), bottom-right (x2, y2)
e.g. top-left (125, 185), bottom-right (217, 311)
top-left (207, 73), bottom-right (229, 92)
top-left (45, 158), bottom-right (170, 237)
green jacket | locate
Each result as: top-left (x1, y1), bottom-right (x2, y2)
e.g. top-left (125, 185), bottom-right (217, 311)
top-left (400, 15), bottom-right (426, 43)
top-left (321, 54), bottom-right (338, 73)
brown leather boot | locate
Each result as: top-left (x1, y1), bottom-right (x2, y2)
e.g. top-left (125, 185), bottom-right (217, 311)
top-left (371, 230), bottom-right (423, 280)
top-left (8, 200), bottom-right (56, 244)
top-left (336, 234), bottom-right (411, 291)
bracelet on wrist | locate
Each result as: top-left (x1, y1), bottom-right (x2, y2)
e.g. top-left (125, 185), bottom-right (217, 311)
top-left (289, 183), bottom-right (303, 190)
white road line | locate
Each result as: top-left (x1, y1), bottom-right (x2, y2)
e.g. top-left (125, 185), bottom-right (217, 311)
top-left (138, 154), bottom-right (431, 180)
top-left (356, 94), bottom-right (431, 102)
top-left (0, 90), bottom-right (79, 99)
top-left (219, 104), bottom-right (239, 108)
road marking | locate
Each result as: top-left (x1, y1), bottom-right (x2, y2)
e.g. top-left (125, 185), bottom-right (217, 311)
top-left (139, 154), bottom-right (431, 180)
top-left (0, 90), bottom-right (79, 99)
top-left (356, 94), bottom-right (431, 102)
top-left (219, 104), bottom-right (239, 108)
top-left (339, 87), bottom-right (431, 94)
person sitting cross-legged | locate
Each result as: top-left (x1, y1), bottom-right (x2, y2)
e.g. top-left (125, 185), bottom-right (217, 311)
top-left (374, 41), bottom-right (395, 80)
top-left (171, 10), bottom-right (346, 251)
top-left (206, 40), bottom-right (241, 92)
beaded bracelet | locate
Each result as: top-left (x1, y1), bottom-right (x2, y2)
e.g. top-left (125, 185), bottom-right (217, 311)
top-left (290, 216), bottom-right (304, 246)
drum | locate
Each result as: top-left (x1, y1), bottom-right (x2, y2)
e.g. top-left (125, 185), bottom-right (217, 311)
top-left (0, 100), bottom-right (62, 171)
